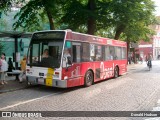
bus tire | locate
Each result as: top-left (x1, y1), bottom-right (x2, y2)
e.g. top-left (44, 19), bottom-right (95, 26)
top-left (114, 67), bottom-right (119, 78)
top-left (84, 70), bottom-right (93, 87)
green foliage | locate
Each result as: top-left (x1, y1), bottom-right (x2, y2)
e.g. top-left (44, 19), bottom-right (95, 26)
top-left (0, 18), bottom-right (7, 30)
top-left (59, 1), bottom-right (89, 32)
top-left (107, 0), bottom-right (156, 41)
top-left (155, 16), bottom-right (160, 25)
top-left (0, 0), bottom-right (12, 12)
top-left (13, 0), bottom-right (45, 31)
top-left (60, 0), bottom-right (110, 34)
top-left (0, 42), bottom-right (5, 55)
top-left (122, 21), bottom-right (155, 42)
top-left (13, 0), bottom-right (60, 31)
top-left (0, 0), bottom-right (157, 44)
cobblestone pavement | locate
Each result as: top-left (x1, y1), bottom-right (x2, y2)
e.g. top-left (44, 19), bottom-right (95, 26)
top-left (0, 61), bottom-right (160, 120)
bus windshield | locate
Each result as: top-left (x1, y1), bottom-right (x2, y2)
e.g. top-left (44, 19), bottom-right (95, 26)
top-left (27, 31), bottom-right (65, 68)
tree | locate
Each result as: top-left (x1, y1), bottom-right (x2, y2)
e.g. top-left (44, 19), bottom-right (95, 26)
top-left (106, 0), bottom-right (156, 40)
top-left (1, 0), bottom-right (156, 40)
top-left (0, 18), bottom-right (7, 30)
top-left (59, 0), bottom-right (108, 35)
top-left (120, 21), bottom-right (155, 62)
top-left (86, 0), bottom-right (96, 35)
top-left (0, 0), bottom-right (12, 12)
top-left (59, 0), bottom-right (89, 33)
top-left (13, 0), bottom-right (60, 31)
top-left (0, 42), bottom-right (4, 54)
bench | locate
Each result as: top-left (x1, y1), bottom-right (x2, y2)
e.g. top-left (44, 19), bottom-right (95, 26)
top-left (7, 70), bottom-right (23, 80)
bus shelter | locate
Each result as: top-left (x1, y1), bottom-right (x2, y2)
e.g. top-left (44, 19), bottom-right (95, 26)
top-left (0, 31), bottom-right (32, 69)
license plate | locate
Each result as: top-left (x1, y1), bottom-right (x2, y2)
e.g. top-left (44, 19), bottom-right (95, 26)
top-left (38, 78), bottom-right (44, 84)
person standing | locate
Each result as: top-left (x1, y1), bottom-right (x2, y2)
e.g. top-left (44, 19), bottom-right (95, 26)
top-left (0, 53), bottom-right (8, 85)
top-left (19, 55), bottom-right (27, 82)
top-left (8, 57), bottom-right (14, 72)
top-left (20, 55), bottom-right (27, 72)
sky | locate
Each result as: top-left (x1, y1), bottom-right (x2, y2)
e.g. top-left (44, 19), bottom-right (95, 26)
top-left (153, 0), bottom-right (160, 16)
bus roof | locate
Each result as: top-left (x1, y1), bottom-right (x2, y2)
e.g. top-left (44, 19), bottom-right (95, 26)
top-left (32, 30), bottom-right (126, 47)
top-left (66, 30), bottom-right (126, 47)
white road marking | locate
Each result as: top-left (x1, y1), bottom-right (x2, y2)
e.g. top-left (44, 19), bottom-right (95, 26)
top-left (145, 118), bottom-right (160, 120)
top-left (157, 99), bottom-right (160, 105)
top-left (152, 107), bottom-right (160, 111)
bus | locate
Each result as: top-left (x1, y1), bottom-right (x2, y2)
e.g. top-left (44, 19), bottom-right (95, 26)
top-left (26, 30), bottom-right (127, 88)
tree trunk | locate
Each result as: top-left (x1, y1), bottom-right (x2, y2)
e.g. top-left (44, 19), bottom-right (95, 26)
top-left (114, 30), bottom-right (121, 40)
top-left (87, 0), bottom-right (96, 35)
top-left (46, 10), bottom-right (55, 30)
top-left (87, 19), bottom-right (96, 35)
top-left (126, 39), bottom-right (130, 64)
top-left (114, 24), bottom-right (126, 40)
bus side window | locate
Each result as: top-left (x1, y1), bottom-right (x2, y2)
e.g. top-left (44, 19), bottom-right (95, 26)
top-left (115, 47), bottom-right (122, 60)
top-left (72, 42), bottom-right (81, 63)
top-left (63, 48), bottom-right (72, 67)
top-left (62, 41), bottom-right (72, 68)
top-left (105, 46), bottom-right (110, 60)
top-left (122, 47), bottom-right (127, 59)
top-left (95, 45), bottom-right (102, 61)
top-left (90, 44), bottom-right (95, 61)
top-left (109, 46), bottom-right (115, 60)
top-left (82, 43), bottom-right (90, 62)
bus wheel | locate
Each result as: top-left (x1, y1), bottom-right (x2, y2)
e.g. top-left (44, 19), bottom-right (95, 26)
top-left (114, 67), bottom-right (119, 78)
top-left (84, 70), bottom-right (93, 87)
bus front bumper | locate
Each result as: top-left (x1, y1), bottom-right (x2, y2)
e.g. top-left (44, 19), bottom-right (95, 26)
top-left (26, 76), bottom-right (67, 88)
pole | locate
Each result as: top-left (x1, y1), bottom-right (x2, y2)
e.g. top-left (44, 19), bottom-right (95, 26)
top-left (14, 37), bottom-right (18, 69)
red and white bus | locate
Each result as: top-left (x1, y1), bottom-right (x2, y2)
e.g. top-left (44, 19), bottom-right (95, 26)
top-left (26, 30), bottom-right (127, 88)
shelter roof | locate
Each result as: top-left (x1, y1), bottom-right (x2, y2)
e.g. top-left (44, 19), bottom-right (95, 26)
top-left (0, 31), bottom-right (32, 38)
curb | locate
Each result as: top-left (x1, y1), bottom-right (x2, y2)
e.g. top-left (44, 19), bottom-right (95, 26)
top-left (0, 81), bottom-right (29, 94)
top-left (0, 86), bottom-right (28, 94)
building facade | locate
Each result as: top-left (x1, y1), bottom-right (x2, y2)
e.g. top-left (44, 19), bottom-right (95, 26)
top-left (152, 24), bottom-right (160, 60)
top-left (135, 23), bottom-right (160, 61)
top-left (135, 40), bottom-right (153, 61)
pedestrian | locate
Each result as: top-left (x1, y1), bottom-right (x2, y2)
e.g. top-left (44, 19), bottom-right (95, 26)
top-left (0, 53), bottom-right (8, 85)
top-left (19, 55), bottom-right (27, 82)
top-left (8, 57), bottom-right (14, 72)
top-left (20, 55), bottom-right (27, 71)
top-left (146, 53), bottom-right (152, 68)
top-left (128, 56), bottom-right (131, 64)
